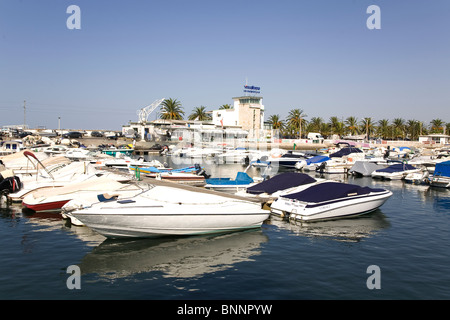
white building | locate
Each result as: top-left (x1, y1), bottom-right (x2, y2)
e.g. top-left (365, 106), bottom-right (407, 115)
top-left (419, 134), bottom-right (450, 145)
top-left (212, 94), bottom-right (265, 138)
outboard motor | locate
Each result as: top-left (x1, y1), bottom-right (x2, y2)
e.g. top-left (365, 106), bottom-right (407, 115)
top-left (316, 161), bottom-right (326, 174)
top-left (194, 163), bottom-right (210, 179)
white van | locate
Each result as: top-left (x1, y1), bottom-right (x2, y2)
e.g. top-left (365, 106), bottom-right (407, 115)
top-left (307, 132), bottom-right (324, 143)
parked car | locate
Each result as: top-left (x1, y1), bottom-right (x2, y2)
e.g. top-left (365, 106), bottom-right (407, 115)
top-left (18, 131), bottom-right (33, 138)
top-left (62, 131), bottom-right (83, 139)
top-left (91, 131), bottom-right (104, 137)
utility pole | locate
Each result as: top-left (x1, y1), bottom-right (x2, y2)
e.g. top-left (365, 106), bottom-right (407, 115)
top-left (23, 100), bottom-right (26, 129)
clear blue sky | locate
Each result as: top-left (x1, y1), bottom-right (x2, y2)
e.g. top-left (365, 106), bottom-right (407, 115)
top-left (1, 0), bottom-right (449, 130)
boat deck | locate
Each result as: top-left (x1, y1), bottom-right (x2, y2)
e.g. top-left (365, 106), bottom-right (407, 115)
top-left (138, 175), bottom-right (264, 204)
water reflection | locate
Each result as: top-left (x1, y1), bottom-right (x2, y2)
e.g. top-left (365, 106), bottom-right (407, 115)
top-left (267, 210), bottom-right (390, 242)
top-left (78, 229), bottom-right (268, 279)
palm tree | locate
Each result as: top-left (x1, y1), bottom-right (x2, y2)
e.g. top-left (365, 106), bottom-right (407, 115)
top-left (345, 116), bottom-right (359, 136)
top-left (328, 116), bottom-right (345, 137)
top-left (405, 119), bottom-right (420, 141)
top-left (286, 109), bottom-right (307, 139)
top-left (430, 119), bottom-right (445, 133)
top-left (160, 98), bottom-right (184, 120)
top-left (188, 106), bottom-right (211, 121)
top-left (307, 117), bottom-right (323, 133)
top-left (377, 119), bottom-right (390, 140)
top-left (360, 117), bottom-right (374, 140)
top-left (392, 118), bottom-right (405, 140)
top-left (219, 104), bottom-right (232, 110)
top-left (268, 114), bottom-right (284, 130)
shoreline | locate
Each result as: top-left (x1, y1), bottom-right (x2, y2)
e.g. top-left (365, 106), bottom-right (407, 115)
top-left (65, 137), bottom-right (450, 151)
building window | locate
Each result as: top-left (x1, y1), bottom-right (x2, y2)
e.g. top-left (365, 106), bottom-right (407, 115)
top-left (239, 98), bottom-right (260, 104)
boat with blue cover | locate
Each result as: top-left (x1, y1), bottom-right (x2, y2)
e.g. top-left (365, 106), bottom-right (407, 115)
top-left (235, 172), bottom-right (325, 201)
top-left (270, 182), bottom-right (392, 222)
top-left (204, 171), bottom-right (255, 192)
top-left (371, 163), bottom-right (421, 180)
top-left (430, 160), bottom-right (450, 188)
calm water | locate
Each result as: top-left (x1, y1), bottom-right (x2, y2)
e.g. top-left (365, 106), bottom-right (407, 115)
top-left (1, 155), bottom-right (449, 300)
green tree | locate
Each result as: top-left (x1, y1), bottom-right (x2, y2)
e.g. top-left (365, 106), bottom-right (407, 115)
top-left (360, 117), bottom-right (375, 140)
top-left (286, 109), bottom-right (307, 138)
top-left (268, 114), bottom-right (284, 130)
top-left (329, 116), bottom-right (344, 137)
top-left (307, 117), bottom-right (323, 133)
top-left (345, 116), bottom-right (359, 136)
top-left (188, 106), bottom-right (211, 121)
top-left (160, 98), bottom-right (184, 120)
top-left (377, 119), bottom-right (390, 140)
top-left (430, 118), bottom-right (445, 133)
top-left (392, 118), bottom-right (405, 140)
top-left (219, 104), bottom-right (232, 110)
top-left (405, 119), bottom-right (420, 141)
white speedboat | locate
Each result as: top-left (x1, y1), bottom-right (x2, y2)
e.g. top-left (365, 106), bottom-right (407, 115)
top-left (371, 163), bottom-right (421, 180)
top-left (430, 160), bottom-right (450, 188)
top-left (270, 182), bottom-right (392, 222)
top-left (236, 172), bottom-right (324, 201)
top-left (349, 160), bottom-right (387, 177)
top-left (9, 161), bottom-right (98, 202)
top-left (22, 175), bottom-right (140, 212)
top-left (67, 185), bottom-right (270, 238)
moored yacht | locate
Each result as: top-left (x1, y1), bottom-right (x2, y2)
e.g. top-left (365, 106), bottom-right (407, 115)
top-left (67, 184), bottom-right (270, 238)
top-left (270, 182), bottom-right (392, 222)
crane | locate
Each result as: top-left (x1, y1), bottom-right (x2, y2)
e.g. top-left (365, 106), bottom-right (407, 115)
top-left (137, 98), bottom-right (165, 124)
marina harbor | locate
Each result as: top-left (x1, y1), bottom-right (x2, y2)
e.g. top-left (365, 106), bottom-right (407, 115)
top-left (0, 130), bottom-right (449, 299)
top-left (1, 125), bottom-right (449, 230)
top-left (1, 97), bottom-right (449, 299)
top-left (2, 1), bottom-right (450, 302)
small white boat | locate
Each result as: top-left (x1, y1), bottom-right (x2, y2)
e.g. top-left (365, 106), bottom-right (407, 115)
top-left (204, 171), bottom-right (255, 193)
top-left (430, 160), bottom-right (450, 188)
top-left (130, 164), bottom-right (208, 186)
top-left (236, 172), bottom-right (324, 201)
top-left (9, 161), bottom-right (98, 202)
top-left (214, 147), bottom-right (257, 164)
top-left (270, 182), bottom-right (392, 222)
top-left (348, 161), bottom-right (387, 177)
top-left (371, 163), bottom-right (421, 180)
top-left (295, 155), bottom-right (330, 171)
top-left (22, 175), bottom-right (139, 212)
top-left (67, 185), bottom-right (270, 238)
top-left (0, 140), bottom-right (24, 156)
top-left (404, 168), bottom-right (430, 185)
top-left (96, 156), bottom-right (169, 170)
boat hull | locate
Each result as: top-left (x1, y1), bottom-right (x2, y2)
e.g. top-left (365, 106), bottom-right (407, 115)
top-left (271, 191), bottom-right (392, 222)
top-left (70, 193), bottom-right (269, 238)
top-left (430, 176), bottom-right (450, 188)
top-left (23, 199), bottom-right (70, 212)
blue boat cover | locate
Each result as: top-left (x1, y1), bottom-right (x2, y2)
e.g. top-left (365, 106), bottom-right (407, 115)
top-left (306, 155), bottom-right (330, 165)
top-left (434, 161), bottom-right (450, 177)
top-left (330, 147), bottom-right (363, 158)
top-left (246, 172), bottom-right (316, 195)
top-left (131, 166), bottom-right (198, 173)
top-left (375, 163), bottom-right (416, 173)
top-left (206, 171), bottom-right (254, 185)
top-left (282, 182), bottom-right (386, 203)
